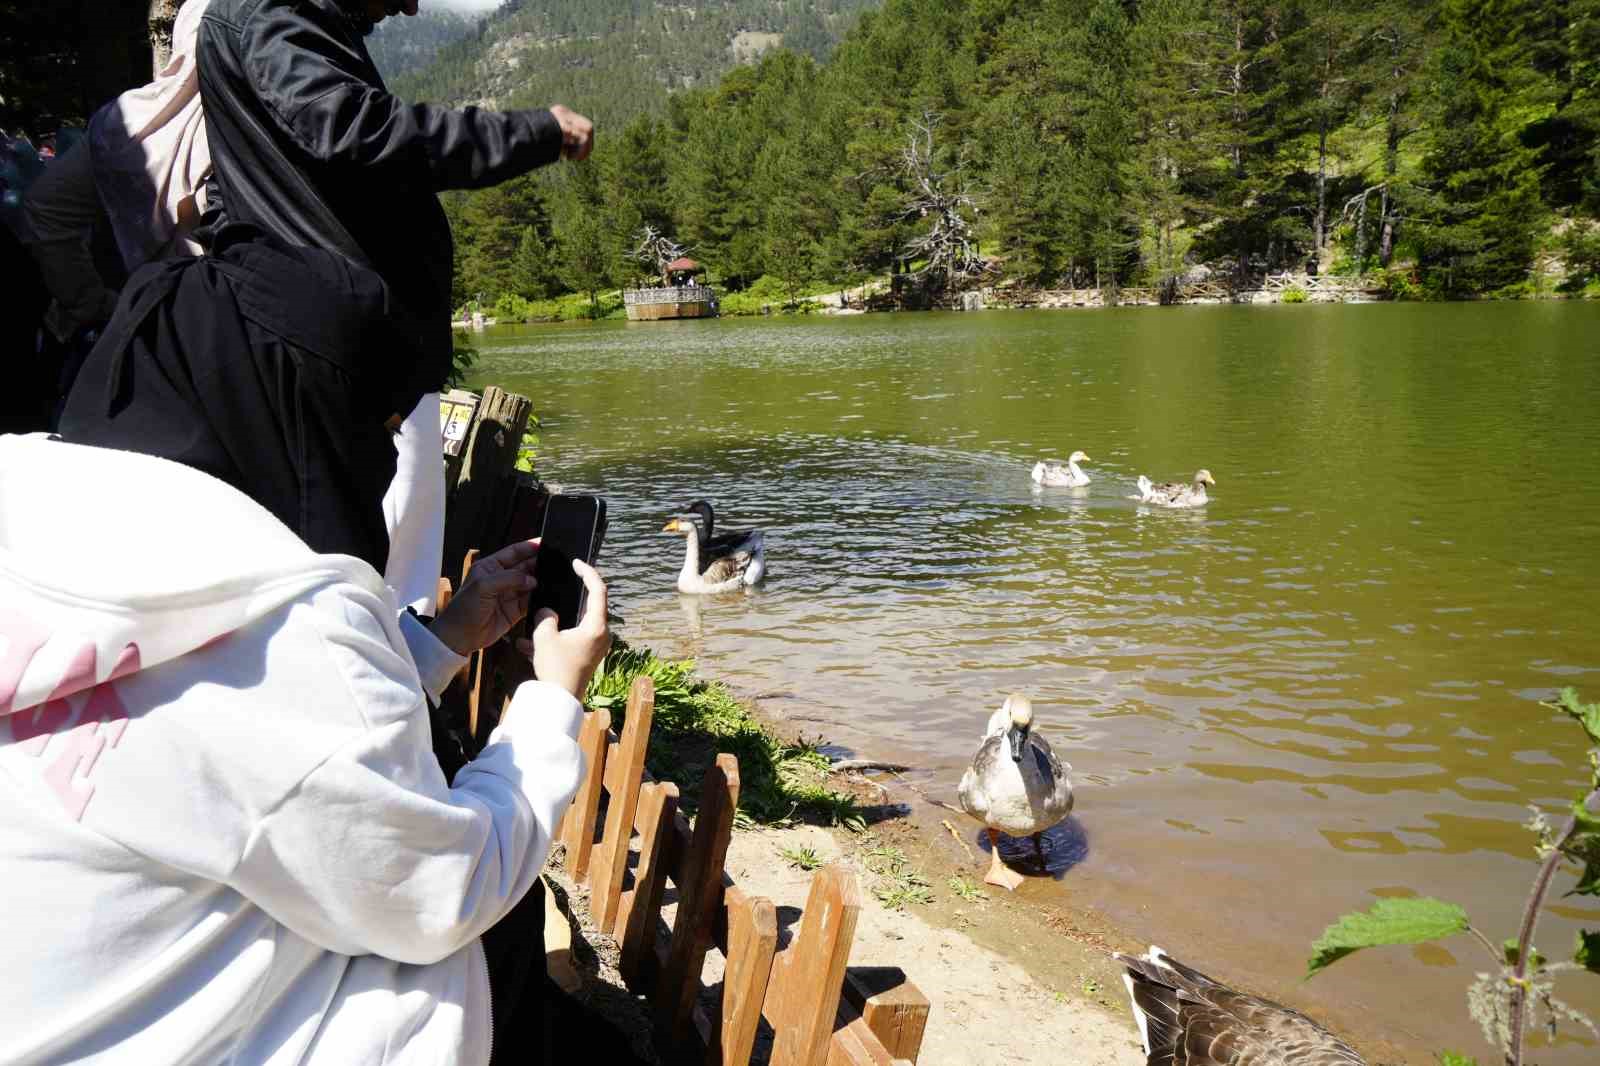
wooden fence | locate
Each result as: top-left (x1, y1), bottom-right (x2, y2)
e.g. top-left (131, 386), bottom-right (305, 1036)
top-left (554, 675), bottom-right (930, 1066)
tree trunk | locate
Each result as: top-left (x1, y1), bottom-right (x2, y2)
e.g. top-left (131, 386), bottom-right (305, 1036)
top-left (1379, 83), bottom-right (1402, 267)
top-left (1315, 123), bottom-right (1328, 258)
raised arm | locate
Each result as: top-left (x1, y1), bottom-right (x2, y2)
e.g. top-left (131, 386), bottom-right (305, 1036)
top-left (238, 0), bottom-right (583, 190)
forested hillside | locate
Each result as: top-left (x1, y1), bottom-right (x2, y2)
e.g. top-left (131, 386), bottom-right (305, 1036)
top-left (367, 9), bottom-right (478, 82)
top-left (443, 0), bottom-right (1600, 314)
top-left (388, 0), bottom-right (877, 126)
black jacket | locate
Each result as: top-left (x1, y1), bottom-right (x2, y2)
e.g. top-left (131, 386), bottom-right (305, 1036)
top-left (197, 0), bottom-right (564, 396)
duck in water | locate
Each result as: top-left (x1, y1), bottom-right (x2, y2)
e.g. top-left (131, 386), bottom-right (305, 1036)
top-left (957, 694), bottom-right (1073, 890)
top-left (661, 500), bottom-right (766, 594)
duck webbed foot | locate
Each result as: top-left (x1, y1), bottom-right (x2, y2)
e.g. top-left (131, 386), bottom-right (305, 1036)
top-left (984, 828), bottom-right (1026, 891)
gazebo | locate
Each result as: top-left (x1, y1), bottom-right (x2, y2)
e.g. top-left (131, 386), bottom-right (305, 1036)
top-left (663, 257), bottom-right (704, 286)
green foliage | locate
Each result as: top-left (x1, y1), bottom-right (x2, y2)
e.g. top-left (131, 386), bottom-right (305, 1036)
top-left (447, 332), bottom-right (477, 390)
top-left (1308, 898), bottom-right (1470, 977)
top-left (1553, 686), bottom-right (1600, 745)
top-left (946, 875), bottom-right (988, 904)
top-left (514, 413), bottom-right (540, 475)
top-left (584, 640), bottom-right (864, 829)
top-left (862, 840), bottom-right (935, 909)
top-left (1436, 1054), bottom-right (1478, 1066)
top-left (1576, 931), bottom-right (1600, 974)
top-left (1281, 286), bottom-right (1309, 303)
top-left (426, 0), bottom-right (1598, 307)
top-left (780, 845), bottom-right (825, 871)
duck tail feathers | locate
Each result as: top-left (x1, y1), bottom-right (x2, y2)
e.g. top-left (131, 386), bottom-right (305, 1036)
top-left (1116, 952), bottom-right (1181, 1066)
top-left (1031, 462), bottom-right (1047, 484)
top-left (1136, 474), bottom-right (1153, 498)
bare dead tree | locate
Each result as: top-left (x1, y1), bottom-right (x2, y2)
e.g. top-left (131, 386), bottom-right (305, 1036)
top-left (895, 112), bottom-right (989, 293)
top-left (630, 225), bottom-right (689, 285)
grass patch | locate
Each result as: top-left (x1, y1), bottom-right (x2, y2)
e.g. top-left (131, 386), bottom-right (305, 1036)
top-left (585, 640), bottom-right (865, 830)
top-left (946, 875), bottom-right (989, 904)
top-left (780, 845), bottom-right (825, 871)
top-left (1280, 286), bottom-right (1308, 303)
top-left (862, 839), bottom-right (935, 909)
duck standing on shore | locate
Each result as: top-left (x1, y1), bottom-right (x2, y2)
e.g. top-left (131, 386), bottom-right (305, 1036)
top-left (661, 500), bottom-right (766, 594)
top-left (957, 693), bottom-right (1074, 891)
top-left (1031, 450), bottom-right (1092, 488)
top-left (1132, 469), bottom-right (1215, 508)
top-left (1116, 946), bottom-right (1366, 1066)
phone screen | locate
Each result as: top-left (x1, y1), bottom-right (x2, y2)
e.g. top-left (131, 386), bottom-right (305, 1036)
top-left (527, 495), bottom-right (606, 633)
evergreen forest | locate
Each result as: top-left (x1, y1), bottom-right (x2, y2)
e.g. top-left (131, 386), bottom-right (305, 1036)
top-left (410, 0), bottom-right (1600, 313)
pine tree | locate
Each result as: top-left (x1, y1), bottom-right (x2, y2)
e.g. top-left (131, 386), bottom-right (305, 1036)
top-left (1416, 0), bottom-right (1550, 293)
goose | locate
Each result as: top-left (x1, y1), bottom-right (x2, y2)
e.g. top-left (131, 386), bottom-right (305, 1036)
top-left (1132, 468), bottom-right (1215, 508)
top-left (1117, 946), bottom-right (1365, 1066)
top-left (1032, 450), bottom-right (1091, 488)
top-left (661, 502), bottom-right (766, 594)
top-left (956, 694), bottom-right (1074, 891)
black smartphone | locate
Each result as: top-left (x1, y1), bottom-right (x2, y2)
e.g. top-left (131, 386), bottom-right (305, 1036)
top-left (526, 494), bottom-right (607, 635)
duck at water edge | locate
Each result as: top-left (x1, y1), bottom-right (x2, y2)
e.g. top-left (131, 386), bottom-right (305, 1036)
top-left (1116, 946), bottom-right (1365, 1066)
top-left (1032, 450), bottom-right (1092, 488)
top-left (957, 693), bottom-right (1074, 891)
top-left (661, 500), bottom-right (766, 594)
top-left (1132, 468), bottom-right (1215, 508)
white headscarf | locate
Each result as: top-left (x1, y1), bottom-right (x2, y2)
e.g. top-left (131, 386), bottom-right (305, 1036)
top-left (88, 0), bottom-right (211, 271)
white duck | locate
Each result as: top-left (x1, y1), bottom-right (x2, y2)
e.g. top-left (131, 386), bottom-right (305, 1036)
top-left (1031, 450), bottom-right (1091, 488)
top-left (1132, 468), bottom-right (1215, 508)
top-left (1117, 946), bottom-right (1365, 1066)
top-left (956, 694), bottom-right (1074, 890)
top-left (661, 502), bottom-right (766, 594)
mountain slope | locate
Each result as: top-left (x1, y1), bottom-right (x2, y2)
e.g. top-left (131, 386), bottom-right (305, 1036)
top-left (368, 9), bottom-right (479, 83)
top-left (385, 0), bottom-right (877, 126)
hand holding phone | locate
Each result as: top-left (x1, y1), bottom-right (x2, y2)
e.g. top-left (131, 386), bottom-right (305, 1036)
top-left (518, 557), bottom-right (611, 700)
top-left (526, 494), bottom-right (607, 635)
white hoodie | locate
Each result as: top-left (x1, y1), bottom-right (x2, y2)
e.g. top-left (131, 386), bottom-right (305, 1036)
top-left (0, 435), bottom-right (584, 1065)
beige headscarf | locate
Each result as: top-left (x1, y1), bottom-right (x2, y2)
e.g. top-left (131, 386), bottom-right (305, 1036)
top-left (88, 0), bottom-right (211, 270)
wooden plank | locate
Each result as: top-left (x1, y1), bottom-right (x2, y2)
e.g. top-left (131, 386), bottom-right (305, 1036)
top-left (843, 969), bottom-right (929, 1064)
top-left (826, 1002), bottom-right (913, 1066)
top-left (656, 754), bottom-right (741, 1047)
top-left (442, 385), bottom-right (533, 585)
top-left (708, 887), bottom-right (777, 1066)
top-left (435, 577), bottom-right (454, 613)
top-left (543, 875), bottom-right (582, 996)
top-left (589, 677), bottom-right (656, 934)
top-left (765, 866), bottom-right (863, 1066)
top-left (561, 706), bottom-right (611, 883)
top-left (618, 780), bottom-right (679, 987)
top-left (456, 550), bottom-right (481, 741)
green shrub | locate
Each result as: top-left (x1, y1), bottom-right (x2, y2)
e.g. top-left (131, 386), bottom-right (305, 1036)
top-left (1280, 286), bottom-right (1308, 304)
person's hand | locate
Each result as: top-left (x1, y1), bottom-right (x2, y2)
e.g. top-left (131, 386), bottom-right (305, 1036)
top-left (428, 539), bottom-right (538, 658)
top-left (549, 105), bottom-right (594, 162)
top-left (514, 559), bottom-right (610, 701)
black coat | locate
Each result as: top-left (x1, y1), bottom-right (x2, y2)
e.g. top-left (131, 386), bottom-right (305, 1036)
top-left (195, 0), bottom-right (563, 398)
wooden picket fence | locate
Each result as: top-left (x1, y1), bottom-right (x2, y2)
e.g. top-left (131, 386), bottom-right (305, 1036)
top-left (554, 676), bottom-right (931, 1066)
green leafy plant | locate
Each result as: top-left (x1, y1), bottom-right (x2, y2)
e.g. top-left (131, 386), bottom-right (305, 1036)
top-left (1280, 285), bottom-right (1309, 303)
top-left (514, 413), bottom-right (540, 475)
top-left (780, 845), bottom-right (824, 871)
top-left (1309, 689), bottom-right (1600, 1065)
top-left (863, 839), bottom-right (935, 909)
top-left (946, 875), bottom-right (988, 904)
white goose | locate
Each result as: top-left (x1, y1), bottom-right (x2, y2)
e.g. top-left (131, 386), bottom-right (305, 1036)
top-left (956, 694), bottom-right (1074, 890)
top-left (1132, 468), bottom-right (1215, 508)
top-left (661, 502), bottom-right (766, 594)
top-left (1031, 450), bottom-right (1091, 488)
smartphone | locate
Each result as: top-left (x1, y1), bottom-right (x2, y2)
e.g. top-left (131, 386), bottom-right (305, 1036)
top-left (526, 494), bottom-right (607, 635)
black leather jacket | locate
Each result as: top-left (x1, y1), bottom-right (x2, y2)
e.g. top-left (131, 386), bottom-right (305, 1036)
top-left (197, 0), bottom-right (563, 393)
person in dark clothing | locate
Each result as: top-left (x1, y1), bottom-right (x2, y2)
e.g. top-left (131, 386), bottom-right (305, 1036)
top-left (59, 0), bottom-right (592, 570)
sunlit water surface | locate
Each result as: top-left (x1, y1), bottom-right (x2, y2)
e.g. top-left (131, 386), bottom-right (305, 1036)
top-left (470, 304), bottom-right (1600, 1061)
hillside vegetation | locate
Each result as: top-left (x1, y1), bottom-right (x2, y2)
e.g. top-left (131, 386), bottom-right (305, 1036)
top-left (386, 0), bottom-right (876, 127)
top-left (437, 0), bottom-right (1600, 315)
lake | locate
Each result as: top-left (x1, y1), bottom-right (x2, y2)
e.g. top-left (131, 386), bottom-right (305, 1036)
top-left (468, 303), bottom-right (1600, 1062)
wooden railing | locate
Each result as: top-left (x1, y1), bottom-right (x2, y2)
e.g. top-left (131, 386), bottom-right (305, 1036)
top-left (556, 676), bottom-right (930, 1066)
top-left (624, 285), bottom-right (717, 306)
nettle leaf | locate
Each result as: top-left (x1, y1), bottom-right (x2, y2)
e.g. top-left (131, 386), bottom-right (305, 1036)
top-left (1562, 803), bottom-right (1600, 897)
top-left (1502, 938), bottom-right (1546, 969)
top-left (1551, 687), bottom-right (1600, 745)
top-left (1308, 898), bottom-right (1470, 977)
top-left (1577, 930), bottom-right (1600, 974)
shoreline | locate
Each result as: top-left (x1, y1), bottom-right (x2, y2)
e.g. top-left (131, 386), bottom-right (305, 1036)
top-left (573, 643), bottom-right (1399, 1065)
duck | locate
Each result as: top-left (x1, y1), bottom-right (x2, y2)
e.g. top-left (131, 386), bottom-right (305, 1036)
top-left (661, 500), bottom-right (766, 594)
top-left (1031, 450), bottom-right (1091, 488)
top-left (1132, 468), bottom-right (1215, 508)
top-left (956, 693), bottom-right (1074, 891)
top-left (1116, 946), bottom-right (1365, 1066)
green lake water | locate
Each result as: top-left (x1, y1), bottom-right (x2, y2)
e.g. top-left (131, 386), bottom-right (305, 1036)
top-left (470, 303), bottom-right (1600, 1062)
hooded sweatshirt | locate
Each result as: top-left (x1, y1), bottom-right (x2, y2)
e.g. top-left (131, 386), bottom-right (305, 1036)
top-left (0, 434), bottom-right (584, 1065)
